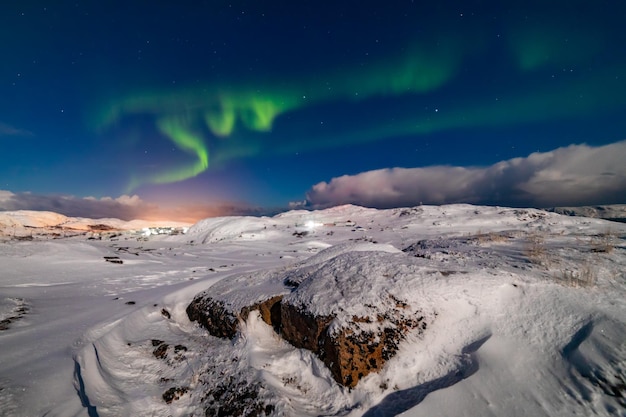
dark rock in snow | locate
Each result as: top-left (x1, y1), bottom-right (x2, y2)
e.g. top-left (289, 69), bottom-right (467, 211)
top-left (280, 297), bottom-right (426, 388)
top-left (280, 302), bottom-right (334, 353)
top-left (201, 378), bottom-right (273, 417)
top-left (162, 386), bottom-right (188, 404)
top-left (186, 294), bottom-right (285, 339)
top-left (153, 342), bottom-right (169, 359)
top-left (104, 256), bottom-right (123, 264)
top-left (186, 297), bottom-right (241, 339)
top-left (187, 247), bottom-right (433, 388)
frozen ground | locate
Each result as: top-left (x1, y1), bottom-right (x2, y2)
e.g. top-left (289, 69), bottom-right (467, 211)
top-left (0, 204), bottom-right (625, 416)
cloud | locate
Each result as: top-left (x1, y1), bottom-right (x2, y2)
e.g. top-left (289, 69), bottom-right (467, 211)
top-left (0, 191), bottom-right (264, 222)
top-left (305, 141), bottom-right (626, 209)
top-left (0, 122), bottom-right (33, 137)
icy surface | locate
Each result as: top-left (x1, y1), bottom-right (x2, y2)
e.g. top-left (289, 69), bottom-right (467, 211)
top-left (0, 204), bottom-right (625, 416)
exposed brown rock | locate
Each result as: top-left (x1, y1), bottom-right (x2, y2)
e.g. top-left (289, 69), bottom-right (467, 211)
top-left (187, 281), bottom-right (429, 388)
top-left (153, 341), bottom-right (169, 359)
top-left (245, 295), bottom-right (283, 331)
top-left (279, 300), bottom-right (426, 388)
top-left (186, 295), bottom-right (284, 338)
top-left (162, 386), bottom-right (188, 404)
top-left (88, 224), bottom-right (116, 232)
top-left (186, 297), bottom-right (239, 339)
top-left (280, 302), bottom-right (334, 353)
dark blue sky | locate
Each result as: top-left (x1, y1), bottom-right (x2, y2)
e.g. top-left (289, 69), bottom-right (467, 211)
top-left (1, 1), bottom-right (626, 220)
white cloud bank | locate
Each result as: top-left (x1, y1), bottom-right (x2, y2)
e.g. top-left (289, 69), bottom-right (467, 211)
top-left (306, 141), bottom-right (626, 209)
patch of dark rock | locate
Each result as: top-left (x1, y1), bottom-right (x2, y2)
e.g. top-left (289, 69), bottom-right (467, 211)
top-left (174, 344), bottom-right (187, 353)
top-left (202, 378), bottom-right (273, 417)
top-left (186, 297), bottom-right (239, 339)
top-left (0, 298), bottom-right (29, 331)
top-left (283, 275), bottom-right (301, 288)
top-left (161, 308), bottom-right (171, 319)
top-left (397, 207), bottom-right (423, 217)
top-left (403, 239), bottom-right (454, 253)
top-left (188, 274), bottom-right (432, 388)
top-left (243, 296), bottom-right (283, 333)
top-left (187, 295), bottom-right (284, 339)
top-left (104, 256), bottom-right (123, 264)
top-left (280, 303), bottom-right (333, 353)
top-left (162, 386), bottom-right (188, 404)
top-left (153, 342), bottom-right (169, 359)
top-left (88, 224), bottom-right (115, 231)
top-left (125, 301), bottom-right (135, 305)
top-left (281, 300), bottom-right (428, 388)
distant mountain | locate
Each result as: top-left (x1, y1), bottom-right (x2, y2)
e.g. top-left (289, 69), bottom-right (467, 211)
top-left (546, 204), bottom-right (626, 223)
top-left (0, 210), bottom-right (190, 238)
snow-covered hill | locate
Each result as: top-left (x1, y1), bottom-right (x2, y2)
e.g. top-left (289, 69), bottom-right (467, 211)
top-left (547, 204), bottom-right (626, 223)
top-left (0, 210), bottom-right (191, 239)
top-left (0, 204), bottom-right (625, 416)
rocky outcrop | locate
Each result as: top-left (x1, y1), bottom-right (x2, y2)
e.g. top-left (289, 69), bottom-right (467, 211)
top-left (279, 298), bottom-right (427, 388)
top-left (250, 295), bottom-right (283, 332)
top-left (326, 315), bottom-right (426, 388)
top-left (186, 295), bottom-right (284, 339)
top-left (187, 286), bottom-right (428, 389)
top-left (186, 297), bottom-right (239, 339)
top-left (186, 247), bottom-right (434, 388)
top-left (280, 302), bottom-right (333, 353)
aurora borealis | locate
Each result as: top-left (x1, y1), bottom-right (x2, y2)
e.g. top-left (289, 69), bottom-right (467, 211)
top-left (1, 1), bottom-right (626, 219)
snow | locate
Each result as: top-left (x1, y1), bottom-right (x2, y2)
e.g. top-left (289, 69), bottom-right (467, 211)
top-left (0, 210), bottom-right (190, 240)
top-left (0, 204), bottom-right (625, 416)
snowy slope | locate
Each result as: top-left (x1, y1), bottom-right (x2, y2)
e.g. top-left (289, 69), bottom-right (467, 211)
top-left (0, 210), bottom-right (190, 239)
top-left (547, 204), bottom-right (626, 223)
top-left (0, 204), bottom-right (625, 416)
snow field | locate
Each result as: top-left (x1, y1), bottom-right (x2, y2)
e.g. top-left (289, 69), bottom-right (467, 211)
top-left (0, 204), bottom-right (624, 416)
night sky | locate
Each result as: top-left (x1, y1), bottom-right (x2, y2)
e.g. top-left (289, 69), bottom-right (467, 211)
top-left (1, 1), bottom-right (626, 220)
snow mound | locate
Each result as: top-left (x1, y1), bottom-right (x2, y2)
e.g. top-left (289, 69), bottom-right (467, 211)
top-left (186, 216), bottom-right (279, 243)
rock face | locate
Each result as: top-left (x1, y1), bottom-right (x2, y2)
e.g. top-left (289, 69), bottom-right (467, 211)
top-left (279, 298), bottom-right (426, 388)
top-left (325, 314), bottom-right (426, 388)
top-left (252, 295), bottom-right (283, 332)
top-left (280, 302), bottom-right (333, 353)
top-left (187, 295), bottom-right (284, 339)
top-left (187, 292), bottom-right (426, 388)
top-left (186, 297), bottom-right (239, 339)
top-left (187, 247), bottom-right (433, 388)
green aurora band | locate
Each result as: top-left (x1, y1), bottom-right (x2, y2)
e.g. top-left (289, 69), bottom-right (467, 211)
top-left (94, 27), bottom-right (624, 191)
top-left (125, 117), bottom-right (209, 192)
top-left (97, 38), bottom-right (465, 190)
